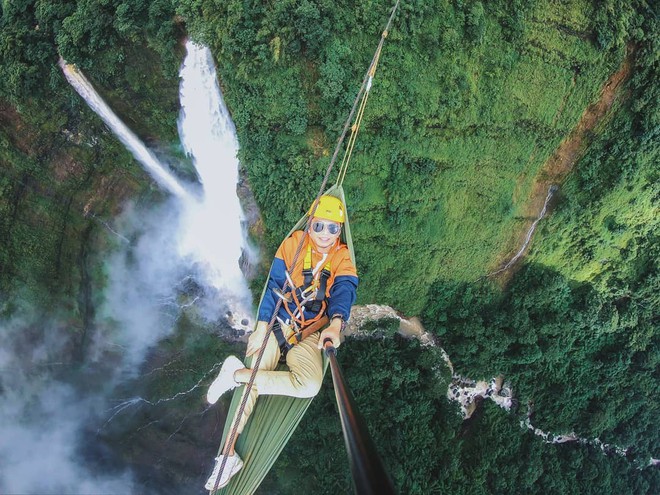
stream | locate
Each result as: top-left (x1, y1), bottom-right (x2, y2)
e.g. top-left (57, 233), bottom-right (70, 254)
top-left (489, 185), bottom-right (558, 277)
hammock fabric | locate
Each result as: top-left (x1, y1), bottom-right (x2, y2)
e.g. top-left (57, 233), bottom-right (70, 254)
top-left (215, 185), bottom-right (354, 495)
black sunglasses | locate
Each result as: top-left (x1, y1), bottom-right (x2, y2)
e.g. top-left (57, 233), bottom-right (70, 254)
top-left (311, 221), bottom-right (341, 235)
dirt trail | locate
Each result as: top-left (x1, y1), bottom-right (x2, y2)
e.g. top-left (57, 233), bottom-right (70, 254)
top-left (492, 46), bottom-right (634, 282)
top-left (528, 49), bottom-right (631, 211)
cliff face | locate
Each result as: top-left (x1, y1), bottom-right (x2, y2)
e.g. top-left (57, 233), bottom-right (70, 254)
top-left (1, 40), bottom-right (183, 321)
top-left (0, 0), bottom-right (183, 314)
top-left (0, 8), bottom-right (193, 491)
top-left (0, 95), bottom-right (142, 316)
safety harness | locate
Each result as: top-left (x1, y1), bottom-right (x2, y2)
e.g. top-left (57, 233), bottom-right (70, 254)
top-left (272, 244), bottom-right (335, 357)
top-left (298, 244), bottom-right (332, 316)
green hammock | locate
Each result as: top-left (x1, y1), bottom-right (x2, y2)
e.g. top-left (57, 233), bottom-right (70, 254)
top-left (214, 184), bottom-right (355, 495)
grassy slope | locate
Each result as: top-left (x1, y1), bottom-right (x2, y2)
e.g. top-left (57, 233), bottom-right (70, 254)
top-left (185, 0), bottom-right (621, 315)
top-left (419, 0), bottom-right (658, 472)
top-left (520, 73), bottom-right (658, 450)
top-left (350, 1), bottom-right (622, 313)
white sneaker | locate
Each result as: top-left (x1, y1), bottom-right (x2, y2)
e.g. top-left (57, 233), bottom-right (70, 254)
top-left (205, 453), bottom-right (243, 491)
top-left (207, 355), bottom-right (244, 404)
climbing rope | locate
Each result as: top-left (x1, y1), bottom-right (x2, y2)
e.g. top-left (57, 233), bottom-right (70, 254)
top-left (335, 23), bottom-right (391, 188)
top-left (210, 2), bottom-right (400, 491)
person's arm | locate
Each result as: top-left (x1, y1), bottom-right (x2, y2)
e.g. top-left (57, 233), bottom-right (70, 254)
top-left (327, 248), bottom-right (358, 320)
top-left (319, 253), bottom-right (358, 349)
top-left (256, 232), bottom-right (302, 321)
top-left (326, 275), bottom-right (358, 321)
top-left (257, 257), bottom-right (287, 321)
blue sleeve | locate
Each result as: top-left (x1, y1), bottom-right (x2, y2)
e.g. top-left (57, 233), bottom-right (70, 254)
top-left (258, 258), bottom-right (287, 321)
top-left (327, 275), bottom-right (359, 321)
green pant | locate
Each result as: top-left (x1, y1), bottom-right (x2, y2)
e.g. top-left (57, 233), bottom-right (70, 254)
top-left (233, 326), bottom-right (323, 434)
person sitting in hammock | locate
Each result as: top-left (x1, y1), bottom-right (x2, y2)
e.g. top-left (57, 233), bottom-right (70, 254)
top-left (205, 195), bottom-right (359, 490)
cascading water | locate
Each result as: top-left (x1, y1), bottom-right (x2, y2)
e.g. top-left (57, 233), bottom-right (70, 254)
top-left (59, 59), bottom-right (190, 201)
top-left (176, 41), bottom-right (256, 308)
top-left (60, 45), bottom-right (254, 328)
top-left (0, 43), bottom-right (257, 494)
top-left (488, 185), bottom-right (558, 277)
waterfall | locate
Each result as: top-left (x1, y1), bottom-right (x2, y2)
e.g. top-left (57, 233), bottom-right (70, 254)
top-left (176, 41), bottom-right (255, 307)
top-left (59, 58), bottom-right (191, 201)
top-left (489, 185), bottom-right (558, 277)
top-left (59, 47), bottom-right (254, 328)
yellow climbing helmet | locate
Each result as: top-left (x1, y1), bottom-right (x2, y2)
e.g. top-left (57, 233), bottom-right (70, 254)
top-left (309, 195), bottom-right (345, 223)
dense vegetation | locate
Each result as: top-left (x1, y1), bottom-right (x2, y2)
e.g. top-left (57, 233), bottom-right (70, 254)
top-left (0, 0), bottom-right (183, 312)
top-left (181, 0), bottom-right (631, 314)
top-left (268, 337), bottom-right (657, 495)
top-left (0, 0), bottom-right (657, 494)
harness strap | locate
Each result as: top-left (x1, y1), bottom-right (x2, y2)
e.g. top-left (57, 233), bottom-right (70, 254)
top-left (285, 245), bottom-right (333, 325)
top-left (273, 316), bottom-right (330, 361)
top-left (287, 315), bottom-right (330, 347)
top-left (315, 266), bottom-right (331, 303)
top-left (302, 245), bottom-right (314, 288)
top-left (271, 322), bottom-right (292, 363)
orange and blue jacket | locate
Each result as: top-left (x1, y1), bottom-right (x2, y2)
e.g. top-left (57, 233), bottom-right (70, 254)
top-left (258, 231), bottom-right (358, 324)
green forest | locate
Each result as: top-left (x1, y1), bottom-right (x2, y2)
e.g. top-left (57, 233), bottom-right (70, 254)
top-left (0, 0), bottom-right (658, 494)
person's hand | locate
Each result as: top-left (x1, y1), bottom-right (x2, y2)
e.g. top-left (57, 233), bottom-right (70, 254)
top-left (246, 321), bottom-right (269, 357)
top-left (318, 317), bottom-right (342, 349)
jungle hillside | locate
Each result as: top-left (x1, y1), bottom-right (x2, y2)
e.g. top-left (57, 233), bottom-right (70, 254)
top-left (0, 0), bottom-right (658, 494)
